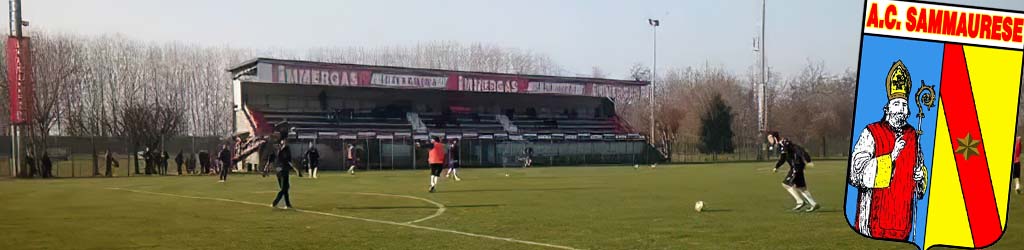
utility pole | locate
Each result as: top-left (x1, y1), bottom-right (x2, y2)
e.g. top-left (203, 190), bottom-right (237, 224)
top-left (756, 0), bottom-right (768, 161)
top-left (648, 18), bottom-right (659, 148)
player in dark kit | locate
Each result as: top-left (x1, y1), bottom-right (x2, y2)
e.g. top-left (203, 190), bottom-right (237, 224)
top-left (768, 131), bottom-right (819, 212)
top-left (346, 144), bottom-right (358, 175)
top-left (445, 139), bottom-right (462, 181)
top-left (272, 138), bottom-right (293, 209)
top-left (218, 145), bottom-right (231, 183)
top-left (305, 143), bottom-right (320, 179)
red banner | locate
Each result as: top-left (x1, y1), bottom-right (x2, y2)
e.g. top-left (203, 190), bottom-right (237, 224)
top-left (6, 36), bottom-right (32, 124)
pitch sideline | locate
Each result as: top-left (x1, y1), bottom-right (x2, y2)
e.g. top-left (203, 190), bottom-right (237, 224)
top-left (106, 187), bottom-right (581, 250)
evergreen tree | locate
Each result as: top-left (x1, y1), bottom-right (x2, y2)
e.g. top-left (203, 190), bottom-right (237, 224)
top-left (699, 93), bottom-right (736, 154)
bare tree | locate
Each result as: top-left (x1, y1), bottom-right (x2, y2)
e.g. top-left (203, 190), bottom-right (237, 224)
top-left (22, 33), bottom-right (84, 177)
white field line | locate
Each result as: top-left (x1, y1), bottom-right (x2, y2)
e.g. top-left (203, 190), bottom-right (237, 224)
top-left (106, 187), bottom-right (581, 250)
top-left (250, 190), bottom-right (446, 224)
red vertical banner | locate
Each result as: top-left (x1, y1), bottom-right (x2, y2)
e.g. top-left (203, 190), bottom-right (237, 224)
top-left (6, 36), bottom-right (32, 124)
top-left (6, 37), bottom-right (20, 123)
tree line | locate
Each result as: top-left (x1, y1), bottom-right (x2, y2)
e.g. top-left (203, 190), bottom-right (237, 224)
top-left (8, 29), bottom-right (1017, 173)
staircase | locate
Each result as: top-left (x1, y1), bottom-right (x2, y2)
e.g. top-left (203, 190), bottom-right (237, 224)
top-left (496, 114), bottom-right (518, 133)
top-left (232, 137), bottom-right (268, 162)
top-left (407, 112), bottom-right (428, 133)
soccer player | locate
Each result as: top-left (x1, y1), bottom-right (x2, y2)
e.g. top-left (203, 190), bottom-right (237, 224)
top-left (523, 146), bottom-right (534, 168)
top-left (218, 144), bottom-right (231, 182)
top-left (346, 144), bottom-right (358, 175)
top-left (768, 131), bottom-right (819, 212)
top-left (305, 143), bottom-right (320, 179)
top-left (417, 137), bottom-right (446, 193)
top-left (1014, 136), bottom-right (1021, 194)
top-left (272, 138), bottom-right (293, 209)
top-left (445, 139), bottom-right (461, 181)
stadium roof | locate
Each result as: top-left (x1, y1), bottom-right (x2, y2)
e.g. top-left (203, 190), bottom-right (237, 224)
top-left (228, 57), bottom-right (650, 86)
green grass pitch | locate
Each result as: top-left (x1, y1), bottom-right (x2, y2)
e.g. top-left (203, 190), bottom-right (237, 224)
top-left (0, 160), bottom-right (1021, 249)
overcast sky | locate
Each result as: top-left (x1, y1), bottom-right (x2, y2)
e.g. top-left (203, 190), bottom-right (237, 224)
top-left (19, 0), bottom-right (1024, 79)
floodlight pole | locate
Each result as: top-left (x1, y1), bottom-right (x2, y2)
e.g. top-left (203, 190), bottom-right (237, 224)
top-left (758, 0), bottom-right (769, 161)
top-left (648, 19), bottom-right (659, 148)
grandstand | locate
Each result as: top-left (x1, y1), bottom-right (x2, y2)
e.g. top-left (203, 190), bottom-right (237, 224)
top-left (228, 58), bottom-right (663, 170)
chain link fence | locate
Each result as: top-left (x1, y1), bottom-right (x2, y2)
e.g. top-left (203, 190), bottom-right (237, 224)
top-left (0, 136), bottom-right (224, 178)
top-left (668, 139), bottom-right (851, 163)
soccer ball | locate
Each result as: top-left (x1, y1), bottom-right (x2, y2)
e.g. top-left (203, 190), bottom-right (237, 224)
top-left (634, 164), bottom-right (639, 169)
top-left (504, 173), bottom-right (510, 177)
top-left (650, 163), bottom-right (657, 169)
top-left (694, 201), bottom-right (705, 212)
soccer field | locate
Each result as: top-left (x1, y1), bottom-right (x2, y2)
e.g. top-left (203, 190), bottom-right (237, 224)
top-left (1, 161), bottom-right (1021, 250)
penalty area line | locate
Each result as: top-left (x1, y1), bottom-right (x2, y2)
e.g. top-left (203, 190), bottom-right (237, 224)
top-left (105, 187), bottom-right (581, 250)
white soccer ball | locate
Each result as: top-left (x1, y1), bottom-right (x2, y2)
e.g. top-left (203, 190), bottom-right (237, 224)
top-left (695, 201), bottom-right (705, 212)
top-left (650, 163), bottom-right (657, 169)
top-left (634, 164), bottom-right (639, 169)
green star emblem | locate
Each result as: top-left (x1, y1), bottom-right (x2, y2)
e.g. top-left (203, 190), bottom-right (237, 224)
top-left (954, 133), bottom-right (981, 161)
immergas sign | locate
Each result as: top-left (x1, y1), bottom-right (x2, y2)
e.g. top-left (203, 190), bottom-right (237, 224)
top-left (272, 64), bottom-right (364, 86)
top-left (457, 75), bottom-right (524, 93)
top-left (257, 62), bottom-right (643, 99)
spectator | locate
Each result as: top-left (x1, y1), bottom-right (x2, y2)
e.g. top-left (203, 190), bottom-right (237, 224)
top-left (42, 152), bottom-right (53, 178)
top-left (186, 152), bottom-right (197, 175)
top-left (160, 150), bottom-right (170, 175)
top-left (198, 150), bottom-right (210, 174)
top-left (26, 151), bottom-right (36, 177)
top-left (218, 144), bottom-right (231, 183)
top-left (105, 150), bottom-right (118, 177)
top-left (143, 147), bottom-right (154, 175)
top-left (175, 150), bottom-right (184, 175)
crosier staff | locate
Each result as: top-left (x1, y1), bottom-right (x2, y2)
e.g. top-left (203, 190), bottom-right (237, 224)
top-left (910, 80), bottom-right (935, 241)
top-left (915, 81), bottom-right (936, 135)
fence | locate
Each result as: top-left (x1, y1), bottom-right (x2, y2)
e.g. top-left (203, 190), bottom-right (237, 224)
top-left (669, 139), bottom-right (852, 163)
top-left (0, 135), bottom-right (852, 178)
top-left (269, 138), bottom-right (659, 171)
top-left (0, 136), bottom-right (224, 178)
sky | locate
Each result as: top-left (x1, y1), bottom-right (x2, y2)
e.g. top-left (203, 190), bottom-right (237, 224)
top-left (17, 0), bottom-right (1024, 79)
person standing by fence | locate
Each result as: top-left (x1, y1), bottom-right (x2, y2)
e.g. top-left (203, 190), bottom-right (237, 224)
top-left (218, 145), bottom-right (231, 183)
top-left (160, 150), bottom-right (170, 175)
top-left (42, 153), bottom-right (52, 178)
top-left (105, 150), bottom-right (117, 177)
top-left (175, 150), bottom-right (184, 176)
top-left (187, 152), bottom-right (197, 175)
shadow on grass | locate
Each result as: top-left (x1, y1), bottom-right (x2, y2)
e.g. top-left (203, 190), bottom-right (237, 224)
top-left (699, 208), bottom-right (733, 213)
top-left (440, 187), bottom-right (599, 193)
top-left (336, 204), bottom-right (503, 210)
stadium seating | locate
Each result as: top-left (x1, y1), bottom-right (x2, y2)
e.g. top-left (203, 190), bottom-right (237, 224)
top-left (254, 107), bottom-right (413, 135)
top-left (509, 114), bottom-right (622, 134)
top-left (247, 106), bottom-right (634, 137)
top-left (418, 112), bottom-right (506, 133)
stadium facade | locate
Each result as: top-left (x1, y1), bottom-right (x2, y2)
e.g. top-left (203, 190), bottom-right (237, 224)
top-left (228, 58), bottom-right (664, 170)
